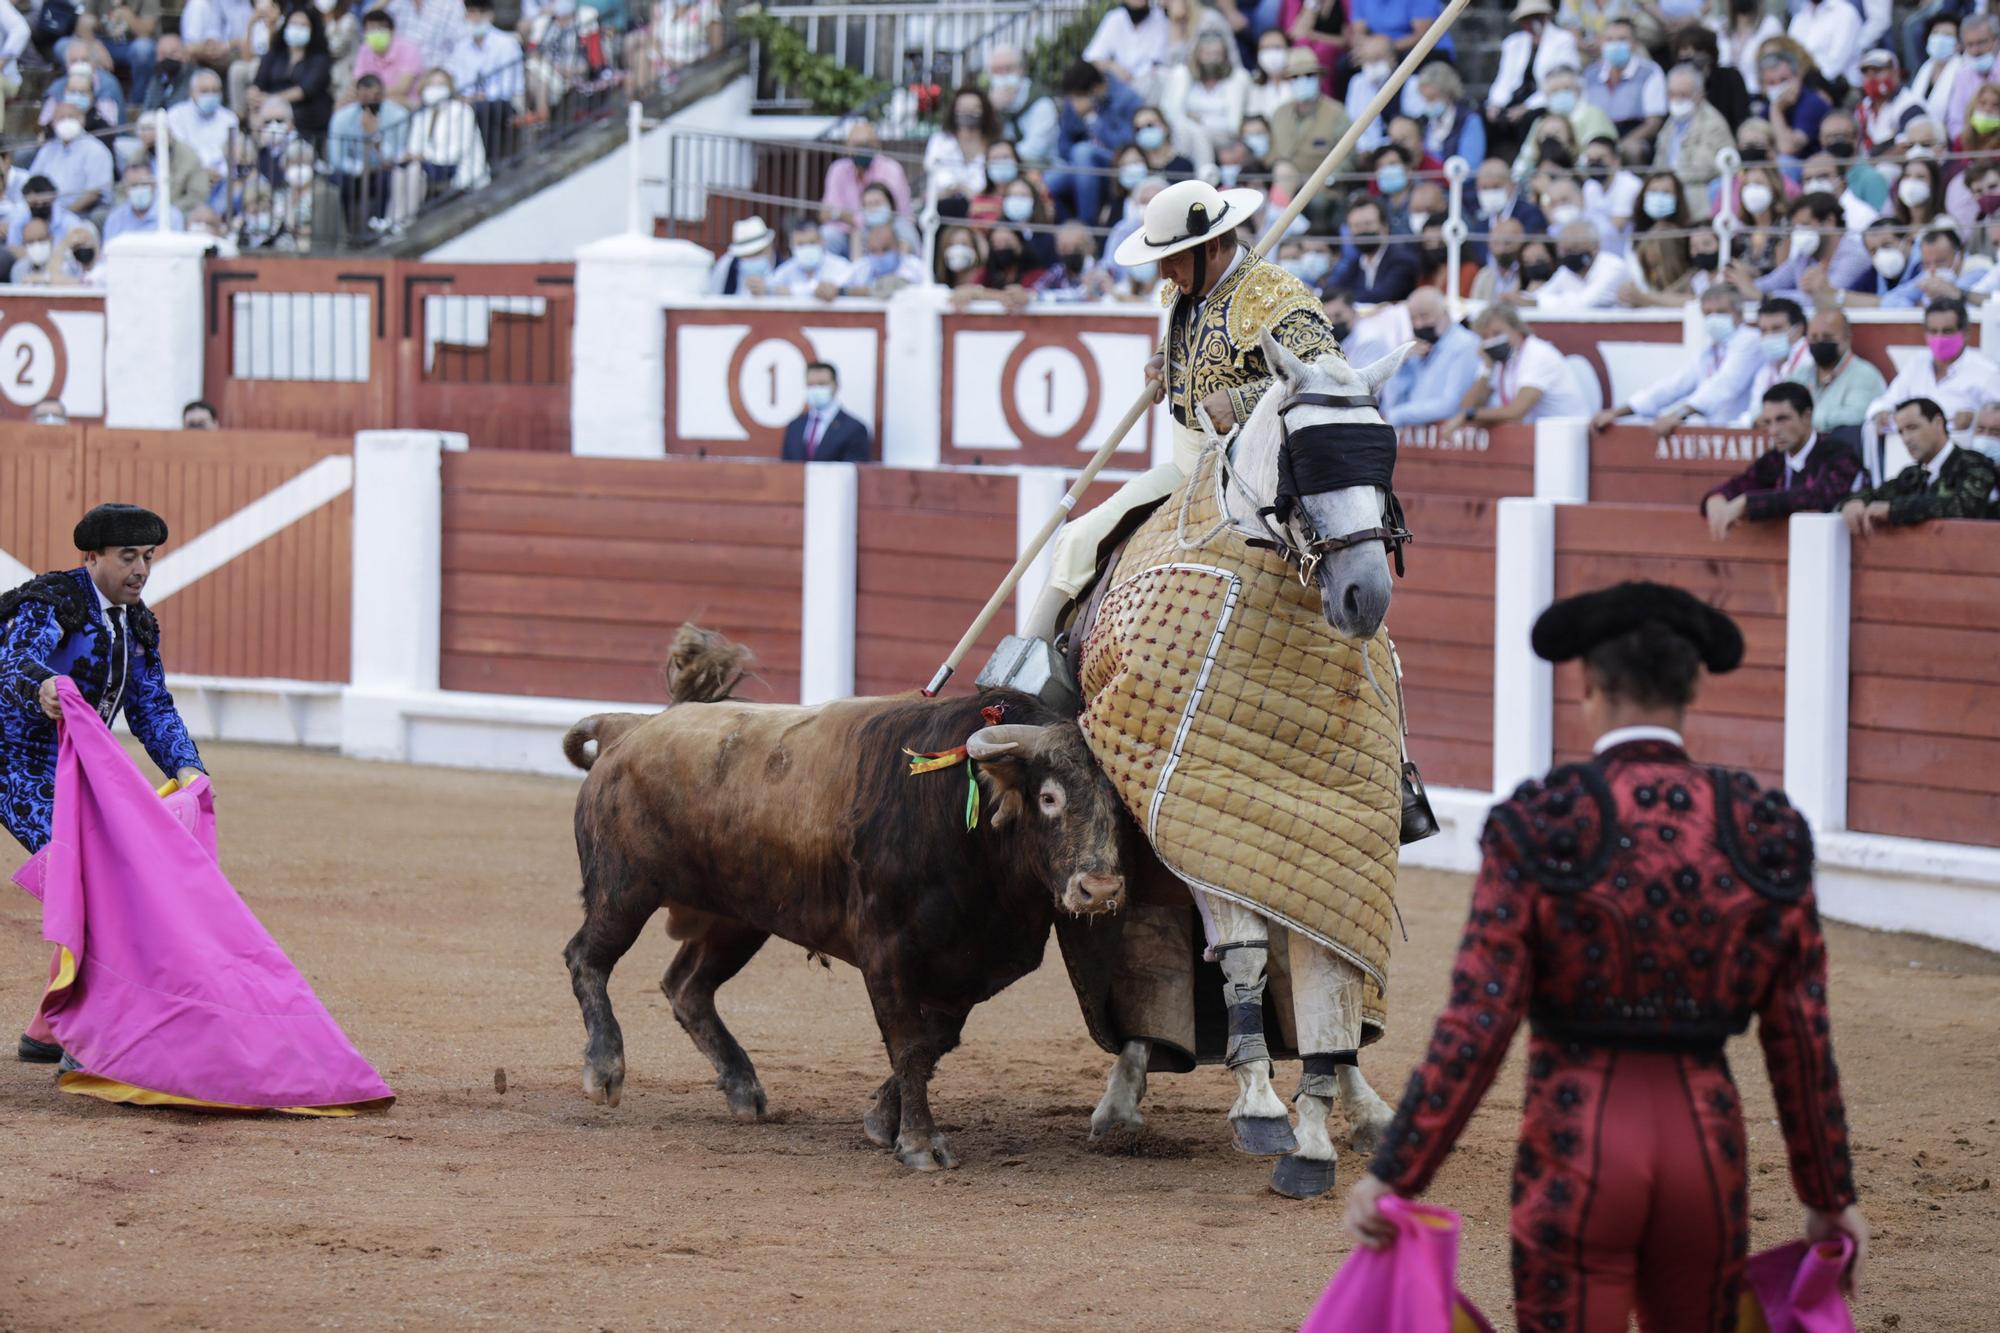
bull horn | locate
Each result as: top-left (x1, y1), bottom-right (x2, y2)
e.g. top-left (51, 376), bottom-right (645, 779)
top-left (965, 724), bottom-right (1048, 762)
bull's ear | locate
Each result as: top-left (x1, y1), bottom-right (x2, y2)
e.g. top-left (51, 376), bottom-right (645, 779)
top-left (967, 724), bottom-right (1044, 829)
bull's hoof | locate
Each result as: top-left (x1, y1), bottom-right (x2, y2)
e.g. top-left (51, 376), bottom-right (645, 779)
top-left (582, 1058), bottom-right (624, 1108)
top-left (863, 1090), bottom-right (900, 1149)
top-left (1230, 1114), bottom-right (1298, 1157)
top-left (895, 1133), bottom-right (959, 1172)
top-left (1346, 1109), bottom-right (1392, 1158)
top-left (1270, 1153), bottom-right (1339, 1200)
top-left (720, 1077), bottom-right (768, 1122)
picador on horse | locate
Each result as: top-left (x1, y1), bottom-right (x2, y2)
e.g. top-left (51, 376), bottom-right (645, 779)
top-left (990, 178), bottom-right (1436, 1199)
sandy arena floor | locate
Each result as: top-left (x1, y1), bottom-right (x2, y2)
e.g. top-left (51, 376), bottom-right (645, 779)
top-left (0, 740), bottom-right (1995, 1331)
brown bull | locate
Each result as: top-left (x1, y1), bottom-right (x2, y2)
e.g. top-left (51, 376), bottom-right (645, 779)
top-left (561, 629), bottom-right (1130, 1171)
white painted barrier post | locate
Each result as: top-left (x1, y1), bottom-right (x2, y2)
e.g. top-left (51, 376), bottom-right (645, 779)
top-left (1015, 467), bottom-right (1068, 636)
top-left (571, 233), bottom-right (714, 458)
top-left (1533, 417), bottom-right (1590, 503)
top-left (103, 230), bottom-right (212, 429)
top-left (1783, 513), bottom-right (1851, 832)
top-left (342, 430), bottom-right (466, 760)
top-left (881, 284), bottom-right (948, 468)
top-left (799, 461), bottom-right (859, 705)
top-left (1492, 497), bottom-right (1556, 794)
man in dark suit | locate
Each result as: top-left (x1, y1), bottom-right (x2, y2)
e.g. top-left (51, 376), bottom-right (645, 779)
top-left (1324, 196), bottom-right (1418, 305)
top-left (781, 362), bottom-right (873, 463)
top-left (1700, 382), bottom-right (1863, 539)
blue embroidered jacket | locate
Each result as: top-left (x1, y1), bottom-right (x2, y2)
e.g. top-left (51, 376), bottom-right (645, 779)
top-left (0, 568), bottom-right (204, 852)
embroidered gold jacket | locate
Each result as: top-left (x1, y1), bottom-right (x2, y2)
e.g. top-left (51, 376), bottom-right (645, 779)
top-left (1161, 251), bottom-right (1346, 429)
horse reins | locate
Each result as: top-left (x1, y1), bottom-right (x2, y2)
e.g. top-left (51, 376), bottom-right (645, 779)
top-left (1242, 391), bottom-right (1414, 586)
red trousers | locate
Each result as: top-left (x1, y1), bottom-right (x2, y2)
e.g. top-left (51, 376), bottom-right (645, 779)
top-left (1511, 1042), bottom-right (1749, 1333)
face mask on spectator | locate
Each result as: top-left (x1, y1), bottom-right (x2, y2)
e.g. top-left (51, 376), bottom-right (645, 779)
top-left (1135, 124), bottom-right (1166, 152)
top-left (1521, 258), bottom-right (1554, 282)
top-left (1740, 181), bottom-right (1773, 214)
top-left (285, 163), bottom-right (314, 188)
top-left (805, 385), bottom-right (834, 411)
top-left (1376, 164), bottom-right (1407, 195)
top-left (986, 158), bottom-right (1019, 185)
top-left (1897, 175), bottom-right (1932, 208)
top-left (1548, 89), bottom-right (1578, 116)
top-left (1477, 187), bottom-right (1508, 216)
top-left (1703, 313), bottom-right (1735, 344)
top-left (1861, 74), bottom-right (1895, 101)
top-left (988, 246), bottom-right (1020, 272)
top-left (1821, 135), bottom-right (1855, 159)
top-left (1689, 246), bottom-right (1718, 270)
top-left (944, 243), bottom-right (977, 272)
top-left (1059, 250), bottom-right (1086, 274)
top-left (1481, 336), bottom-right (1513, 363)
top-left (1928, 32), bottom-right (1958, 63)
top-left (737, 254), bottom-right (770, 277)
top-left (955, 109), bottom-right (982, 130)
top-left (1127, 260), bottom-right (1158, 283)
top-left (26, 240), bottom-right (51, 265)
top-left (1642, 191), bottom-right (1675, 219)
top-left (793, 243), bottom-right (823, 271)
top-left (1667, 97), bottom-right (1695, 120)
top-left (1973, 112), bottom-right (2000, 134)
top-left (1407, 210), bottom-right (1429, 232)
top-left (1802, 175), bottom-right (1838, 195)
top-left (285, 22), bottom-right (311, 46)
top-left (1559, 250), bottom-right (1591, 273)
top-left (1258, 48), bottom-right (1287, 77)
top-left (1118, 162), bottom-right (1146, 190)
top-left (1603, 40), bottom-right (1632, 68)
top-left (72, 245), bottom-right (95, 266)
top-left (1977, 190), bottom-right (2000, 217)
top-left (990, 74), bottom-right (1022, 107)
top-left (1411, 324), bottom-right (1440, 344)
top-left (1364, 60), bottom-right (1392, 82)
top-left (128, 184), bottom-right (154, 211)
top-left (53, 118), bottom-right (82, 143)
top-left (315, 0), bottom-right (338, 11)
top-left (28, 200), bottom-right (51, 221)
top-left (1975, 52), bottom-right (1998, 74)
top-left (861, 205), bottom-right (892, 228)
top-left (1243, 132), bottom-right (1269, 158)
top-left (423, 83), bottom-right (451, 105)
top-left (1807, 339), bottom-right (1842, 370)
top-left (1871, 246), bottom-right (1906, 278)
top-left (1218, 162), bottom-right (1242, 186)
top-left (1548, 202), bottom-right (1581, 227)
top-left (261, 120), bottom-right (291, 144)
top-left (65, 91), bottom-right (91, 109)
top-left (1928, 332), bottom-right (1965, 360)
top-left (1327, 316), bottom-right (1352, 341)
top-left (1758, 331), bottom-right (1792, 362)
top-left (1001, 193), bottom-right (1034, 223)
top-left (365, 28), bottom-right (391, 51)
top-left (197, 91), bottom-right (223, 114)
top-left (469, 19), bottom-right (493, 37)
top-left (1419, 96), bottom-right (1447, 119)
top-left (1290, 75), bottom-right (1320, 102)
top-left (849, 148), bottom-right (875, 169)
top-left (1790, 227), bottom-right (1822, 259)
top-left (1298, 250), bottom-right (1330, 281)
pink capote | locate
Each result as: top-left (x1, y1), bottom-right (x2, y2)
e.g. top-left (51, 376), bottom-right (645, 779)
top-left (1742, 1236), bottom-right (1857, 1333)
top-left (11, 679), bottom-right (394, 1112)
top-left (1300, 1197), bottom-right (1495, 1333)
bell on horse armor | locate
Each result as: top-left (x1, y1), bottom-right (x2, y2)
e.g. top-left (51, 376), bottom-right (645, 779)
top-left (1399, 760), bottom-right (1440, 844)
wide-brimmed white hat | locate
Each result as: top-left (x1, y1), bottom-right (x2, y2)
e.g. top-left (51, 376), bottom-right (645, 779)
top-left (1508, 0), bottom-right (1553, 22)
top-left (1112, 179), bottom-right (1265, 267)
top-left (729, 216), bottom-right (775, 257)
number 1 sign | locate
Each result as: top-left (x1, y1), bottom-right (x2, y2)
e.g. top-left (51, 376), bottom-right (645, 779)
top-left (665, 306), bottom-right (886, 459)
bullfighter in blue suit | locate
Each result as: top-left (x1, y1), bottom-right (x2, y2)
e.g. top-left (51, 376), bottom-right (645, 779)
top-left (1, 503), bottom-right (205, 1063)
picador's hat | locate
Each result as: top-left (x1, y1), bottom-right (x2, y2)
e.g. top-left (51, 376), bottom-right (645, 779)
top-left (1531, 580), bottom-right (1744, 674)
top-left (1113, 179), bottom-right (1265, 268)
top-left (74, 503), bottom-right (168, 551)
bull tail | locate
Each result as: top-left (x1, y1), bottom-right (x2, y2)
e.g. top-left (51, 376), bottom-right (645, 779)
top-left (664, 622), bottom-right (757, 705)
top-left (562, 713), bottom-right (648, 771)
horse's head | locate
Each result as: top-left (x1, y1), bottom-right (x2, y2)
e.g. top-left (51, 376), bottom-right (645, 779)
top-left (1237, 328), bottom-right (1411, 639)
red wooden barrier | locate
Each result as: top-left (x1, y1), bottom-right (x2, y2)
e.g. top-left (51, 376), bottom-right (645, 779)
top-left (1397, 422), bottom-right (1535, 499)
top-left (854, 467), bottom-right (1017, 697)
top-left (439, 454), bottom-right (805, 703)
top-left (1590, 424), bottom-right (1772, 506)
top-left (1394, 493), bottom-right (1498, 791)
top-left (1551, 504), bottom-right (1788, 784)
top-left (1847, 521), bottom-right (2000, 848)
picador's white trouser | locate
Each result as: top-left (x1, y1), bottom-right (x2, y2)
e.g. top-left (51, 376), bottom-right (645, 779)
top-left (1045, 421), bottom-right (1210, 602)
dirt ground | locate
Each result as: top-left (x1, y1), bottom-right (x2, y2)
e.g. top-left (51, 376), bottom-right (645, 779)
top-left (0, 741), bottom-right (1995, 1332)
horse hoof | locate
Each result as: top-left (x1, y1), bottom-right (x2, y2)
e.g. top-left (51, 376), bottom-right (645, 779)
top-left (895, 1135), bottom-right (958, 1172)
top-left (722, 1079), bottom-right (767, 1122)
top-left (1090, 1106), bottom-right (1146, 1142)
top-left (1347, 1114), bottom-right (1391, 1158)
top-left (1231, 1114), bottom-right (1298, 1157)
top-left (582, 1063), bottom-right (623, 1107)
top-left (1270, 1153), bottom-right (1338, 1199)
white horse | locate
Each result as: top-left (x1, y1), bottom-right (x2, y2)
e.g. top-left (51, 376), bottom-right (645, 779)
top-left (1089, 329), bottom-right (1412, 1199)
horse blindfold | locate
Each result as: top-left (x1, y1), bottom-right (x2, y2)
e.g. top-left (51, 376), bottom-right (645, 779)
top-left (1270, 421), bottom-right (1399, 526)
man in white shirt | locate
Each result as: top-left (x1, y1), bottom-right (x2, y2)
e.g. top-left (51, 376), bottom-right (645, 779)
top-left (1528, 221), bottom-right (1626, 312)
top-left (768, 221), bottom-right (853, 300)
top-left (1863, 298), bottom-right (1998, 453)
top-left (1082, 0), bottom-right (1172, 101)
top-left (27, 105), bottom-right (113, 215)
top-left (165, 69), bottom-right (238, 182)
top-left (1592, 285), bottom-right (1763, 435)
top-left (445, 0), bottom-right (521, 158)
top-left (1447, 304), bottom-right (1592, 430)
top-left (1790, 0), bottom-right (1865, 85)
top-left (1740, 297), bottom-right (1813, 426)
top-left (1487, 0), bottom-right (1579, 134)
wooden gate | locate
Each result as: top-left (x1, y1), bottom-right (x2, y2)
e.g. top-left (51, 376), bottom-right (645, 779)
top-left (204, 259), bottom-right (396, 436)
top-left (395, 263), bottom-right (574, 452)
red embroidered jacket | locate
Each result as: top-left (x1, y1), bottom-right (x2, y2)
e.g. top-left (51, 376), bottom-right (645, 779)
top-left (1369, 739), bottom-right (1857, 1212)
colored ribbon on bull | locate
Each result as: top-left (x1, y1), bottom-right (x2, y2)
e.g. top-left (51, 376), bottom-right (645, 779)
top-left (903, 705), bottom-right (1003, 831)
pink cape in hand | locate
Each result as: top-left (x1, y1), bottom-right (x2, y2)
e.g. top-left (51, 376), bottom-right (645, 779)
top-left (1740, 1236), bottom-right (1857, 1333)
top-left (1300, 1196), bottom-right (1495, 1333)
top-left (10, 679), bottom-right (394, 1115)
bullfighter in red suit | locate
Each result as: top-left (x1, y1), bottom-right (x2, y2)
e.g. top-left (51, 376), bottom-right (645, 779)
top-left (1344, 581), bottom-right (1868, 1332)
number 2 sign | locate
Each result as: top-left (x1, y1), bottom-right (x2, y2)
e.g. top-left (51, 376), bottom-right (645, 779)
top-left (0, 299), bottom-right (104, 419)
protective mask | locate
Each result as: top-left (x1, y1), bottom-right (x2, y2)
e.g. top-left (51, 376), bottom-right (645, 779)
top-left (1972, 112), bottom-right (2000, 134)
top-left (1328, 319), bottom-right (1352, 342)
top-left (1243, 132), bottom-right (1270, 158)
top-left (737, 254), bottom-right (771, 277)
top-left (1521, 260), bottom-right (1554, 282)
top-left (1548, 203), bottom-right (1581, 227)
top-left (251, 23), bottom-right (270, 54)
top-left (1689, 247), bottom-right (1718, 270)
top-left (1603, 40), bottom-right (1632, 68)
top-left (1351, 232), bottom-right (1383, 253)
top-left (1973, 434), bottom-right (2000, 460)
top-left (1127, 260), bottom-right (1158, 283)
top-left (469, 19), bottom-right (493, 38)
top-left (1407, 210), bottom-right (1429, 233)
top-left (422, 83), bottom-right (450, 105)
top-left (285, 163), bottom-right (314, 188)
top-left (1978, 190), bottom-right (2000, 218)
top-left (1477, 187), bottom-right (1508, 216)
top-left (1482, 336), bottom-right (1513, 363)
top-left (1802, 176), bottom-right (1836, 195)
top-left (985, 159), bottom-right (1019, 186)
top-left (1821, 136), bottom-right (1852, 159)
top-left (1218, 162), bottom-right (1242, 186)
top-left (1790, 227), bottom-right (1821, 259)
top-left (954, 111), bottom-right (982, 130)
top-left (197, 91), bottom-right (223, 115)
top-left (127, 185), bottom-right (154, 211)
top-left (1419, 242), bottom-right (1446, 267)
top-left (1740, 181), bottom-right (1773, 214)
top-left (1758, 332), bottom-right (1792, 363)
top-left (1376, 164), bottom-right (1408, 195)
top-left (1928, 332), bottom-right (1966, 362)
top-left (1257, 48), bottom-right (1288, 77)
top-left (1059, 251), bottom-right (1086, 274)
top-left (1668, 97), bottom-right (1695, 120)
top-left (1737, 142), bottom-right (1770, 163)
top-left (284, 23), bottom-right (311, 46)
top-left (25, 240), bottom-right (51, 265)
top-left (68, 60), bottom-right (91, 80)
top-left (805, 385), bottom-right (834, 412)
top-left (1364, 60), bottom-right (1392, 82)
top-left (1808, 339), bottom-right (1842, 370)
top-left (261, 120), bottom-right (291, 144)
top-left (365, 29), bottom-right (391, 51)
top-left (988, 248), bottom-right (1020, 272)
top-left (1001, 194), bottom-right (1034, 223)
top-left (1559, 250), bottom-right (1591, 273)
top-left (1703, 313), bottom-right (1736, 344)
top-left (1548, 89), bottom-right (1578, 116)
top-left (28, 202), bottom-right (51, 221)
top-left (1420, 97), bottom-right (1446, 120)
top-left (1290, 75), bottom-right (1321, 102)
top-left (1928, 33), bottom-right (1958, 63)
top-left (1412, 325), bottom-right (1440, 345)
top-left (315, 0), bottom-right (338, 11)
top-left (1118, 162), bottom-right (1146, 190)
top-left (1975, 52), bottom-right (1998, 74)
top-left (1862, 75), bottom-right (1893, 101)
top-left (65, 91), bottom-right (91, 109)
top-left (71, 245), bottom-right (94, 266)
top-left (1872, 246), bottom-right (1906, 279)
top-left (1642, 191), bottom-right (1676, 220)
top-left (1298, 250), bottom-right (1330, 281)
top-left (792, 243), bottom-right (823, 271)
top-left (861, 205), bottom-right (891, 228)
top-left (53, 119), bottom-right (82, 143)
top-left (1897, 175), bottom-right (1932, 208)
top-left (944, 243), bottom-right (977, 272)
top-left (1135, 124), bottom-right (1166, 152)
top-left (989, 74), bottom-right (1022, 107)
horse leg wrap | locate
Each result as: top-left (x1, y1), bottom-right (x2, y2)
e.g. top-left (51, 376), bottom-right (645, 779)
top-left (1219, 943), bottom-right (1271, 1070)
top-left (1297, 1051), bottom-right (1357, 1101)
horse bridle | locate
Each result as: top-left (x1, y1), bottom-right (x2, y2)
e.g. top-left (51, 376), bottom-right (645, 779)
top-left (1244, 390), bottom-right (1414, 587)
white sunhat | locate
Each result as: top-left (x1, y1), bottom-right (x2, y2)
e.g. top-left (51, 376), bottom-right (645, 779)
top-left (1112, 178), bottom-right (1266, 268)
top-left (728, 216), bottom-right (775, 257)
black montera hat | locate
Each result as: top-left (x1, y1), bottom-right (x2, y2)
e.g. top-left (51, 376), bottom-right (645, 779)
top-left (74, 503), bottom-right (168, 552)
top-left (1531, 580), bottom-right (1744, 674)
